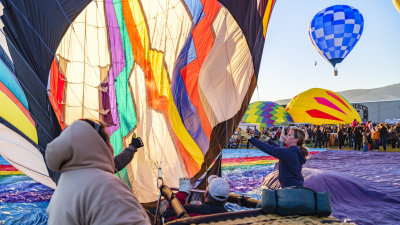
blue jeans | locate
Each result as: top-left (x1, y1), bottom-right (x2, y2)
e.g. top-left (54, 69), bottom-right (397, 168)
top-left (363, 144), bottom-right (368, 152)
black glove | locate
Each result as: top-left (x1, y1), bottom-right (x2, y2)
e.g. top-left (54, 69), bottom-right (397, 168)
top-left (130, 137), bottom-right (144, 149)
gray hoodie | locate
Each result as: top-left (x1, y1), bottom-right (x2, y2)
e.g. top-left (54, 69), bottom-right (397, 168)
top-left (46, 120), bottom-right (150, 225)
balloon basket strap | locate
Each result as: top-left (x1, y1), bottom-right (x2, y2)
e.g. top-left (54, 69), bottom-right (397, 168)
top-left (153, 167), bottom-right (164, 225)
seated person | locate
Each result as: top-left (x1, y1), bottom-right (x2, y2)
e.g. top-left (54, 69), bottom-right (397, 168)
top-left (162, 175), bottom-right (230, 221)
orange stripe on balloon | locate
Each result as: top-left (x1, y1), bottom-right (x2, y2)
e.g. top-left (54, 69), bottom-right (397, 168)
top-left (326, 91), bottom-right (350, 110)
top-left (121, 2), bottom-right (200, 175)
top-left (306, 109), bottom-right (343, 121)
top-left (0, 81), bottom-right (35, 126)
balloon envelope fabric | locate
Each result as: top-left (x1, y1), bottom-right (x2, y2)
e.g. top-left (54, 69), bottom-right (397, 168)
top-left (309, 5), bottom-right (364, 67)
top-left (241, 101), bottom-right (293, 128)
top-left (285, 88), bottom-right (361, 125)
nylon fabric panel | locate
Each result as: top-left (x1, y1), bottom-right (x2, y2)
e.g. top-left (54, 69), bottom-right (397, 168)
top-left (218, 0), bottom-right (265, 76)
top-left (56, 1), bottom-right (109, 125)
top-left (198, 7), bottom-right (253, 125)
top-left (195, 74), bottom-right (257, 181)
top-left (49, 59), bottom-right (66, 129)
top-left (285, 88), bottom-right (361, 125)
top-left (0, 82), bottom-right (38, 143)
top-left (5, 37), bottom-right (61, 183)
top-left (178, 0), bottom-right (220, 139)
top-left (128, 66), bottom-right (188, 202)
top-left (170, 0), bottom-right (215, 156)
top-left (103, 0), bottom-right (124, 134)
top-left (109, 0), bottom-right (136, 157)
top-left (0, 59), bottom-right (28, 109)
top-left (1, 0), bottom-right (90, 184)
top-left (102, 0), bottom-right (137, 187)
top-left (262, 0), bottom-right (275, 37)
top-left (0, 123), bottom-right (55, 189)
top-left (139, 1), bottom-right (192, 78)
top-left (122, 0), bottom-right (204, 173)
top-left (0, 0), bottom-right (91, 85)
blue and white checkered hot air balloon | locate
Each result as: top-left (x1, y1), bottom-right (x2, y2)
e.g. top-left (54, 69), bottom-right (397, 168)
top-left (309, 5), bottom-right (364, 76)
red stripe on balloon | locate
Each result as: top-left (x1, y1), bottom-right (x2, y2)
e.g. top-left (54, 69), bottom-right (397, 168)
top-left (0, 165), bottom-right (18, 171)
top-left (306, 109), bottom-right (343, 121)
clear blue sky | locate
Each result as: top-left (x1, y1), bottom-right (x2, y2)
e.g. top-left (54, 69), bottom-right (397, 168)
top-left (252, 0), bottom-right (400, 102)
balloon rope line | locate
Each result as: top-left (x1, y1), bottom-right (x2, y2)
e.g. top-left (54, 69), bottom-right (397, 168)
top-left (55, 0), bottom-right (72, 25)
top-left (0, 32), bottom-right (57, 140)
top-left (1, 151), bottom-right (51, 178)
top-left (0, 28), bottom-right (48, 91)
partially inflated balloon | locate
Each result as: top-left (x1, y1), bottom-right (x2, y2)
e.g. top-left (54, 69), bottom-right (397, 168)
top-left (286, 88), bottom-right (361, 125)
top-left (309, 5), bottom-right (364, 73)
top-left (241, 101), bottom-right (293, 128)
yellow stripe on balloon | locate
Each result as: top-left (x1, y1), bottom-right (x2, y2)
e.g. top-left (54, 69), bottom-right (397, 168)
top-left (223, 159), bottom-right (278, 167)
top-left (127, 0), bottom-right (204, 168)
top-left (263, 0), bottom-right (274, 37)
top-left (0, 171), bottom-right (24, 175)
top-left (0, 88), bottom-right (38, 144)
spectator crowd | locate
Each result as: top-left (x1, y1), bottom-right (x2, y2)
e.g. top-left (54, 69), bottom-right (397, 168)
top-left (228, 121), bottom-right (400, 152)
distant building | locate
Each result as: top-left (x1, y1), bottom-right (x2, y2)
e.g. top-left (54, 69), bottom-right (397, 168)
top-left (351, 99), bottom-right (400, 124)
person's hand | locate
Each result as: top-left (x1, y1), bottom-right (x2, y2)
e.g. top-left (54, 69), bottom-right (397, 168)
top-left (179, 177), bottom-right (193, 194)
top-left (130, 137), bottom-right (144, 149)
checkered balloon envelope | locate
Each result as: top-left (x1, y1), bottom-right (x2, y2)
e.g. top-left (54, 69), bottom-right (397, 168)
top-left (309, 5), bottom-right (364, 68)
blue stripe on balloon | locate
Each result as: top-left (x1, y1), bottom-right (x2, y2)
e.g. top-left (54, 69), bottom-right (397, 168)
top-left (0, 59), bottom-right (29, 109)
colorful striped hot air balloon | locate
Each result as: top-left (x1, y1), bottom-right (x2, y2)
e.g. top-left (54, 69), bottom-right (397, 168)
top-left (0, 54), bottom-right (56, 188)
top-left (241, 101), bottom-right (293, 128)
top-left (286, 88), bottom-right (361, 125)
top-left (1, 0), bottom-right (277, 203)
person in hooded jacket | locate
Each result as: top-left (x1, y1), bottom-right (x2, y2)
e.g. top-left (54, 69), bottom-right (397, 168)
top-left (241, 127), bottom-right (308, 188)
top-left (46, 119), bottom-right (150, 225)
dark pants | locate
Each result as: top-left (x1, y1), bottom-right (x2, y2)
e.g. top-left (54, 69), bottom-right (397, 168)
top-left (397, 137), bottom-right (400, 148)
top-left (354, 141), bottom-right (362, 151)
top-left (314, 138), bottom-right (323, 148)
top-left (373, 139), bottom-right (379, 150)
top-left (338, 138), bottom-right (345, 150)
top-left (348, 135), bottom-right (353, 147)
top-left (380, 137), bottom-right (388, 151)
top-left (391, 139), bottom-right (397, 148)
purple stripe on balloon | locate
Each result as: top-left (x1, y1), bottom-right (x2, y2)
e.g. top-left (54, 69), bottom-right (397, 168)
top-left (105, 0), bottom-right (125, 134)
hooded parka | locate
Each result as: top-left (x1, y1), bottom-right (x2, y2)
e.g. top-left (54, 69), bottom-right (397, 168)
top-left (46, 120), bottom-right (150, 225)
